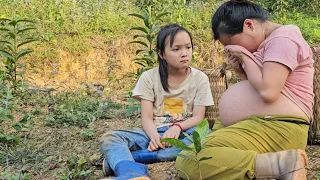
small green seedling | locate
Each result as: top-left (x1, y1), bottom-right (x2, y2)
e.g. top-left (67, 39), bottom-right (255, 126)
top-left (161, 119), bottom-right (212, 180)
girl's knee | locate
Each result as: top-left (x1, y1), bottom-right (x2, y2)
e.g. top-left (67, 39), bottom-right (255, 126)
top-left (99, 130), bottom-right (120, 145)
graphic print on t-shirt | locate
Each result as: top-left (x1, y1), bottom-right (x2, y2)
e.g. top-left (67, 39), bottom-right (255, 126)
top-left (153, 98), bottom-right (191, 124)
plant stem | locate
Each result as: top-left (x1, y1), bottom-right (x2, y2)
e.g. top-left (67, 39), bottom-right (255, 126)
top-left (197, 161), bottom-right (202, 180)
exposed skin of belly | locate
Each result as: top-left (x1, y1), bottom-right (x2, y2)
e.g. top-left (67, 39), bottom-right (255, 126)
top-left (219, 80), bottom-right (307, 127)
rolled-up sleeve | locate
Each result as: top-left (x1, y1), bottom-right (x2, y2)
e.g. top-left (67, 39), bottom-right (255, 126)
top-left (132, 72), bottom-right (154, 102)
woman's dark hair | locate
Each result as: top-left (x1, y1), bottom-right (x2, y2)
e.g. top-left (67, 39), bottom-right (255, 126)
top-left (211, 0), bottom-right (268, 40)
top-left (156, 23), bottom-right (193, 92)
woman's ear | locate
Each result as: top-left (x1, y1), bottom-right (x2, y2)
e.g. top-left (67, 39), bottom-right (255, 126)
top-left (243, 19), bottom-right (255, 32)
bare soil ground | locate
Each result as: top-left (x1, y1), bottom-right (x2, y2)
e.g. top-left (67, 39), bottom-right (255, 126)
top-left (1, 115), bottom-right (319, 180)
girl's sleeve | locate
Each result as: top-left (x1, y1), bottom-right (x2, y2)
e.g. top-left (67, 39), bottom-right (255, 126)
top-left (132, 72), bottom-right (154, 102)
top-left (263, 37), bottom-right (300, 71)
top-left (194, 74), bottom-right (214, 106)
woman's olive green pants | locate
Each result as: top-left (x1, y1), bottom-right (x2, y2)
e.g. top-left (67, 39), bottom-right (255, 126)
top-left (176, 115), bottom-right (309, 180)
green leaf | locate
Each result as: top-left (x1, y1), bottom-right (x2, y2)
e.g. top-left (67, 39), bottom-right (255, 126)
top-left (133, 34), bottom-right (147, 39)
top-left (177, 154), bottom-right (194, 159)
top-left (196, 119), bottom-right (209, 141)
top-left (17, 19), bottom-right (36, 24)
top-left (128, 13), bottom-right (147, 21)
top-left (20, 114), bottom-right (30, 124)
top-left (136, 62), bottom-right (147, 67)
top-left (132, 57), bottom-right (154, 66)
top-left (17, 39), bottom-right (37, 48)
top-left (130, 27), bottom-right (148, 34)
top-left (151, 25), bottom-right (161, 33)
top-left (0, 114), bottom-right (10, 121)
top-left (155, 12), bottom-right (169, 21)
top-left (161, 138), bottom-right (193, 151)
top-left (0, 41), bottom-right (14, 52)
top-left (192, 131), bottom-right (202, 153)
top-left (0, 50), bottom-right (13, 58)
top-left (0, 40), bottom-right (12, 45)
top-left (7, 115), bottom-right (14, 120)
top-left (135, 49), bottom-right (145, 55)
top-left (144, 20), bottom-right (150, 29)
top-left (128, 40), bottom-right (148, 48)
top-left (126, 98), bottom-right (136, 103)
top-left (0, 27), bottom-right (10, 31)
top-left (6, 45), bottom-right (15, 53)
top-left (77, 157), bottom-right (87, 168)
top-left (199, 156), bottom-right (212, 162)
top-left (182, 132), bottom-right (193, 142)
top-left (0, 18), bottom-right (11, 22)
top-left (17, 49), bottom-right (33, 60)
top-left (17, 27), bottom-right (36, 34)
top-left (79, 170), bottom-right (92, 176)
top-left (13, 123), bottom-right (23, 132)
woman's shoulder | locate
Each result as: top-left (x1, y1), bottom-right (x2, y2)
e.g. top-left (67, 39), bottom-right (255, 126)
top-left (268, 25), bottom-right (303, 40)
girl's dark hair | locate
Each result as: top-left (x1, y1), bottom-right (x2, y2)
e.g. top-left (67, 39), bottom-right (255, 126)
top-left (156, 23), bottom-right (193, 92)
top-left (211, 0), bottom-right (268, 40)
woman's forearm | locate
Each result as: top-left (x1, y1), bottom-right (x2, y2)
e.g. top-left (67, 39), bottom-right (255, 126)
top-left (242, 55), bottom-right (263, 91)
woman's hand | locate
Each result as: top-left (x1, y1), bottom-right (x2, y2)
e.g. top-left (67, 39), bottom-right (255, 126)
top-left (161, 126), bottom-right (181, 147)
top-left (228, 55), bottom-right (245, 74)
top-left (147, 134), bottom-right (165, 152)
top-left (227, 49), bottom-right (248, 79)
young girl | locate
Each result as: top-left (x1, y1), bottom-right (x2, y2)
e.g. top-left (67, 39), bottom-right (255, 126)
top-left (99, 24), bottom-right (214, 180)
top-left (176, 0), bottom-right (313, 180)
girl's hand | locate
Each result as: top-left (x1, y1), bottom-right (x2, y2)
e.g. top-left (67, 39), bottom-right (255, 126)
top-left (148, 134), bottom-right (165, 152)
top-left (161, 126), bottom-right (181, 147)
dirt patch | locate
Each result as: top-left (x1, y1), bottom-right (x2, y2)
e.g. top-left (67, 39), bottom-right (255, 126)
top-left (1, 111), bottom-right (319, 180)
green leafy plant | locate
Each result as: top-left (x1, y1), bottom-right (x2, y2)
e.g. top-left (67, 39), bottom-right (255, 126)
top-left (59, 153), bottom-right (93, 180)
top-left (81, 127), bottom-right (95, 140)
top-left (161, 119), bottom-right (211, 180)
top-left (0, 139), bottom-right (50, 166)
top-left (0, 18), bottom-right (37, 92)
top-left (0, 170), bottom-right (30, 180)
top-left (0, 72), bottom-right (36, 144)
top-left (315, 167), bottom-right (320, 180)
top-left (46, 92), bottom-right (122, 127)
top-left (129, 6), bottom-right (168, 77)
top-left (124, 98), bottom-right (141, 117)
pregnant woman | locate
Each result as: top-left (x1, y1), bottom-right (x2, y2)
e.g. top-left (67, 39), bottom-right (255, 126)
top-left (176, 0), bottom-right (314, 180)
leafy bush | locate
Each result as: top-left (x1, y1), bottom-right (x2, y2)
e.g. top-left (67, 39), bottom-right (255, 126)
top-left (129, 5), bottom-right (168, 77)
top-left (0, 18), bottom-right (37, 92)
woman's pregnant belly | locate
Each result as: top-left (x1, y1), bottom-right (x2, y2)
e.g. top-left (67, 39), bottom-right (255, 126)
top-left (219, 80), bottom-right (307, 126)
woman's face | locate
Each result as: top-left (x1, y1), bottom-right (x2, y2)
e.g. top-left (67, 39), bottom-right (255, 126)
top-left (218, 19), bottom-right (265, 52)
top-left (161, 31), bottom-right (192, 70)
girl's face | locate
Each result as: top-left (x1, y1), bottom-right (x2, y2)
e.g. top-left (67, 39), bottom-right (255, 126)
top-left (160, 31), bottom-right (192, 70)
top-left (218, 19), bottom-right (265, 52)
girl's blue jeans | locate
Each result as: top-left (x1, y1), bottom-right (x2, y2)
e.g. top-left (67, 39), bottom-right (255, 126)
top-left (99, 126), bottom-right (197, 173)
